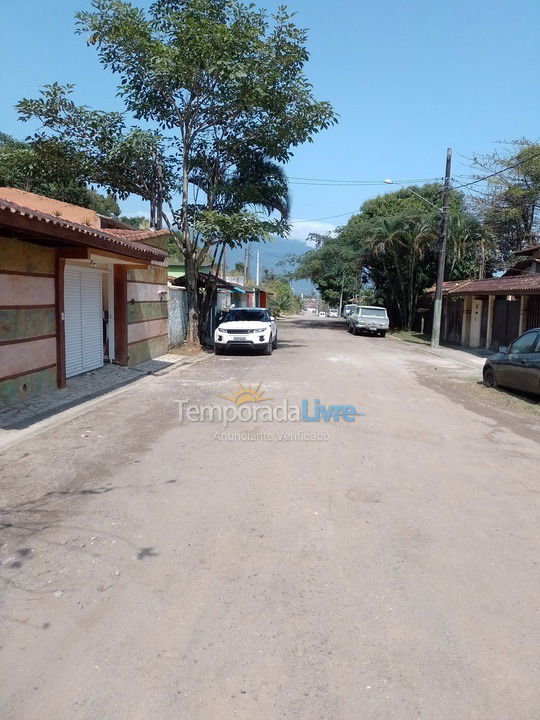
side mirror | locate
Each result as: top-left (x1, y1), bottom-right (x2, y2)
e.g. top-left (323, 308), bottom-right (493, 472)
top-left (270, 315), bottom-right (275, 321)
top-left (498, 345), bottom-right (508, 354)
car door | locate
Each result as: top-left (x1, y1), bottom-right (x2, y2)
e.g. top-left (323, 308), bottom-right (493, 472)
top-left (267, 311), bottom-right (276, 339)
top-left (505, 330), bottom-right (540, 392)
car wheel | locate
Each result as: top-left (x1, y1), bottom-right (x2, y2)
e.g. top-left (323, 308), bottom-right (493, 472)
top-left (347, 324), bottom-right (353, 333)
top-left (379, 331), bottom-right (386, 338)
top-left (264, 340), bottom-right (273, 355)
top-left (483, 367), bottom-right (497, 388)
top-left (272, 334), bottom-right (278, 349)
top-left (215, 345), bottom-right (224, 355)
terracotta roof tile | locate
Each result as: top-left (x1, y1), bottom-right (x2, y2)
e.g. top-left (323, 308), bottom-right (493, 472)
top-left (105, 228), bottom-right (170, 241)
top-left (449, 274), bottom-right (540, 295)
top-left (0, 197), bottom-right (166, 262)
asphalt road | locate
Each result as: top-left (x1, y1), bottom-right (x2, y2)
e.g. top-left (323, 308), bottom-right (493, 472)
top-left (1, 316), bottom-right (539, 719)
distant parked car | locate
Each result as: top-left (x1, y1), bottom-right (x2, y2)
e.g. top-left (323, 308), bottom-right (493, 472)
top-left (328, 308), bottom-right (339, 317)
top-left (348, 306), bottom-right (389, 337)
top-left (483, 328), bottom-right (540, 396)
top-left (319, 311), bottom-right (326, 317)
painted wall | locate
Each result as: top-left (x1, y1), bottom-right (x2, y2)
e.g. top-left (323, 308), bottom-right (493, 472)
top-left (0, 236), bottom-right (58, 406)
top-left (126, 235), bottom-right (169, 366)
top-left (168, 286), bottom-right (188, 347)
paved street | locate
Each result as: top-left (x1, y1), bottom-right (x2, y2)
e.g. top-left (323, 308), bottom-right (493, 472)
top-left (1, 315), bottom-right (539, 720)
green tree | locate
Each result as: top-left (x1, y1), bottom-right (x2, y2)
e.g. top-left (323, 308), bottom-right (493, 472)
top-left (265, 277), bottom-right (300, 316)
top-left (119, 215), bottom-right (150, 229)
top-left (18, 0), bottom-right (335, 345)
top-left (296, 184), bottom-right (492, 329)
top-left (0, 132), bottom-right (120, 215)
top-left (471, 143), bottom-right (540, 262)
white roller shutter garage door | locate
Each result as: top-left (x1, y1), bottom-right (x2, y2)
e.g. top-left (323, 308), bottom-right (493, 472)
top-left (64, 267), bottom-right (104, 378)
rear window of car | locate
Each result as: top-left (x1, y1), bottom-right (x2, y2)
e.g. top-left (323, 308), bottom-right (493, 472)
top-left (222, 309), bottom-right (268, 322)
top-left (359, 307), bottom-right (387, 318)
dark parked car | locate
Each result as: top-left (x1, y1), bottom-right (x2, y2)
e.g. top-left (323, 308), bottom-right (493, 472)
top-left (483, 328), bottom-right (540, 396)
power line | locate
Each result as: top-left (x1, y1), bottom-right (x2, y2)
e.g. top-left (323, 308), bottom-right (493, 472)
top-left (293, 210), bottom-right (359, 223)
top-left (451, 150), bottom-right (540, 190)
top-left (287, 176), bottom-right (442, 186)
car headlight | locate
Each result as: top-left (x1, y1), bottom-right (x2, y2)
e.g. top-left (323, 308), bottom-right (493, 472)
top-left (250, 327), bottom-right (268, 333)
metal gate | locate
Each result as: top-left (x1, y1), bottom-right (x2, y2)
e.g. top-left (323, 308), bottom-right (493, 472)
top-left (492, 297), bottom-right (520, 347)
top-left (526, 296), bottom-right (540, 330)
top-left (444, 297), bottom-right (463, 344)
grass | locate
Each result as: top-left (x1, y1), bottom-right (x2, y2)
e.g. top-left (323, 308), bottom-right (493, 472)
top-left (392, 330), bottom-right (431, 345)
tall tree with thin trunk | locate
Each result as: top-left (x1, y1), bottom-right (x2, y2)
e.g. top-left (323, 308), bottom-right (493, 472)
top-left (19, 0), bottom-right (335, 345)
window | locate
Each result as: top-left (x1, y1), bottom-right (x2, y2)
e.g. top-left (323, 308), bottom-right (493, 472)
top-left (222, 309), bottom-right (269, 322)
top-left (359, 307), bottom-right (387, 318)
top-left (533, 333), bottom-right (540, 354)
top-left (510, 331), bottom-right (539, 355)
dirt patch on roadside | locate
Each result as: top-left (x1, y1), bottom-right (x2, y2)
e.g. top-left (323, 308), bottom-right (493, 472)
top-left (415, 366), bottom-right (540, 444)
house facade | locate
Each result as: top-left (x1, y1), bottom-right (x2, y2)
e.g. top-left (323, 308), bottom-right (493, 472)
top-left (0, 188), bottom-right (169, 407)
top-left (436, 244), bottom-right (540, 350)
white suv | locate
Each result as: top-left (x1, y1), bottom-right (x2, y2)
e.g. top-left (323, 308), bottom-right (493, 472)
top-left (348, 306), bottom-right (389, 337)
top-left (215, 307), bottom-right (277, 355)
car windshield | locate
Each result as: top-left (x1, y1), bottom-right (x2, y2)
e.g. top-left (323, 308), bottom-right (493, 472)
top-left (221, 309), bottom-right (269, 323)
top-left (359, 307), bottom-right (387, 318)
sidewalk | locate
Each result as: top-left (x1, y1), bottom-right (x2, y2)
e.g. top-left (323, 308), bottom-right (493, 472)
top-left (0, 352), bottom-right (209, 451)
top-left (419, 343), bottom-right (490, 370)
top-left (391, 334), bottom-right (489, 370)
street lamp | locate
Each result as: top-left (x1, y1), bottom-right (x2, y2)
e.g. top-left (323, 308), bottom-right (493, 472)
top-left (383, 180), bottom-right (440, 210)
top-left (383, 148), bottom-right (452, 347)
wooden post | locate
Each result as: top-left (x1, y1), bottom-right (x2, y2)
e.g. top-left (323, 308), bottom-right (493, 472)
top-left (55, 255), bottom-right (66, 388)
top-left (485, 295), bottom-right (495, 349)
top-left (114, 265), bottom-right (128, 365)
top-left (518, 295), bottom-right (528, 335)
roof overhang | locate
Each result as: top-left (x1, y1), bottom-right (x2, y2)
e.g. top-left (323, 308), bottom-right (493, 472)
top-left (0, 199), bottom-right (166, 264)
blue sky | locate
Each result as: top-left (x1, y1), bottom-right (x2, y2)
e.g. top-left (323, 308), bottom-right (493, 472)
top-left (2, 0), bottom-right (540, 243)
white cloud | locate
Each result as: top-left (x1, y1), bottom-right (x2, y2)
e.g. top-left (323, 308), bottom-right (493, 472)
top-left (288, 220), bottom-right (336, 245)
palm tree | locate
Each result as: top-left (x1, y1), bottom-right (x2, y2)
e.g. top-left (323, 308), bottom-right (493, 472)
top-left (366, 214), bottom-right (436, 329)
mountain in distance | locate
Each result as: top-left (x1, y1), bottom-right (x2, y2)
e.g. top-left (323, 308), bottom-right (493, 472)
top-left (226, 235), bottom-right (316, 296)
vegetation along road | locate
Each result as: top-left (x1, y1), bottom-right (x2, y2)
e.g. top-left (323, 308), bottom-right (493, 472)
top-left (1, 315), bottom-right (539, 719)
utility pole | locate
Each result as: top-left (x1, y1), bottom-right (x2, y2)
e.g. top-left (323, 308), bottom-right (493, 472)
top-left (243, 245), bottom-right (250, 286)
top-left (255, 249), bottom-right (260, 287)
top-left (338, 271), bottom-right (345, 316)
top-left (431, 147), bottom-right (452, 347)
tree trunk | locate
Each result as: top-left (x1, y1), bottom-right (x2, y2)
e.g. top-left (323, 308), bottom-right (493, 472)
top-left (181, 124), bottom-right (200, 346)
top-left (184, 252), bottom-right (200, 346)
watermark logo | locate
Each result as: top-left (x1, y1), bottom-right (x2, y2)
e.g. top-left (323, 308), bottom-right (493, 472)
top-left (218, 382), bottom-right (272, 406)
top-left (175, 380), bottom-right (363, 428)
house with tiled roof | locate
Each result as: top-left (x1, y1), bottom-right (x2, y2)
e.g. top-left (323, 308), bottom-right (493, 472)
top-left (428, 244), bottom-right (540, 349)
top-left (0, 187), bottom-right (170, 407)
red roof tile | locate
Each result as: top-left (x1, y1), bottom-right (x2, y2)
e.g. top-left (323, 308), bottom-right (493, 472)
top-left (105, 228), bottom-right (170, 241)
top-left (0, 197), bottom-right (166, 262)
top-left (448, 275), bottom-right (540, 295)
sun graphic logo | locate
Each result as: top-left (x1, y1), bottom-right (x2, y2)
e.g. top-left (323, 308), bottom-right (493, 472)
top-left (218, 381), bottom-right (272, 406)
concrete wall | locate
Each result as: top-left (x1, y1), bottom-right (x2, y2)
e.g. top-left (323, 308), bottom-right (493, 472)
top-left (0, 236), bottom-right (58, 406)
top-left (126, 235), bottom-right (169, 366)
top-left (168, 286), bottom-right (188, 346)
